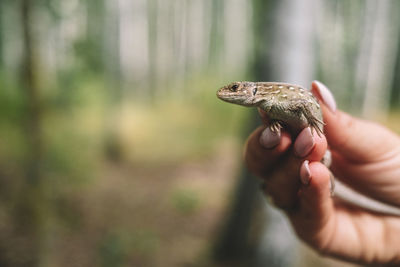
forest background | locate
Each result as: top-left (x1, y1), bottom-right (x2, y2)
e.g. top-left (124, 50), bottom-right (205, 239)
top-left (1, 0), bottom-right (400, 266)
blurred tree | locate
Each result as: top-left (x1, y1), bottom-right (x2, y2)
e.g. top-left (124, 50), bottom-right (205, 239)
top-left (253, 0), bottom-right (317, 265)
top-left (21, 0), bottom-right (42, 184)
top-left (208, 0), bottom-right (224, 69)
top-left (13, 0), bottom-right (45, 266)
top-left (103, 0), bottom-right (123, 162)
top-left (213, 0), bottom-right (278, 265)
top-left (71, 0), bottom-right (106, 76)
top-left (390, 30), bottom-right (400, 107)
top-left (0, 0), bottom-right (3, 69)
top-left (84, 0), bottom-right (106, 74)
top-left (147, 0), bottom-right (158, 99)
top-left (104, 0), bottom-right (121, 100)
top-left (358, 0), bottom-right (400, 118)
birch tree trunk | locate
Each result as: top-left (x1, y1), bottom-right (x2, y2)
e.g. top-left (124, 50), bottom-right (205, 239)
top-left (213, 0), bottom-right (278, 265)
top-left (357, 0), bottom-right (400, 119)
top-left (253, 1), bottom-right (316, 266)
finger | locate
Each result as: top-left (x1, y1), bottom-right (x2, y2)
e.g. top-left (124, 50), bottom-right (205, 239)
top-left (289, 161), bottom-right (335, 246)
top-left (311, 81), bottom-right (400, 163)
top-left (288, 161), bottom-right (400, 263)
top-left (244, 126), bottom-right (292, 177)
top-left (262, 128), bottom-right (328, 209)
top-left (294, 127), bottom-right (327, 160)
top-left (330, 151), bottom-right (400, 206)
top-left (294, 162), bottom-right (400, 263)
top-left (297, 161), bottom-right (334, 218)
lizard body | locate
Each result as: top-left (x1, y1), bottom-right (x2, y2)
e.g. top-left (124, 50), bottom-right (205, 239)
top-left (217, 81), bottom-right (400, 216)
top-left (217, 82), bottom-right (324, 135)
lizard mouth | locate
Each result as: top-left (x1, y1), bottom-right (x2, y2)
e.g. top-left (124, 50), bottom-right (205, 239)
top-left (216, 89), bottom-right (228, 99)
top-left (216, 90), bottom-right (237, 102)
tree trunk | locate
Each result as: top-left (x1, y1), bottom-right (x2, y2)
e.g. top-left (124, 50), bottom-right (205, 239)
top-left (0, 0), bottom-right (3, 68)
top-left (213, 0), bottom-right (318, 266)
top-left (103, 0), bottom-right (123, 161)
top-left (21, 0), bottom-right (42, 183)
top-left (253, 0), bottom-right (317, 266)
top-left (212, 0), bottom-right (278, 265)
top-left (212, 118), bottom-right (263, 264)
top-left (147, 0), bottom-right (158, 99)
top-left (359, 0), bottom-right (400, 119)
top-left (13, 0), bottom-right (44, 266)
top-left (208, 0), bottom-right (224, 68)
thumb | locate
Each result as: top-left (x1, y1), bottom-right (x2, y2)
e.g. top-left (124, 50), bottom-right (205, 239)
top-left (311, 81), bottom-right (400, 162)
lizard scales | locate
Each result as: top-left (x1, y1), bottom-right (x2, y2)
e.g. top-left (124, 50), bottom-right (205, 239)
top-left (217, 81), bottom-right (400, 216)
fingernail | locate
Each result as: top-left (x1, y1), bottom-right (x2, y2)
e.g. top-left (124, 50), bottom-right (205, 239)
top-left (329, 173), bottom-right (335, 196)
top-left (300, 160), bottom-right (311, 185)
top-left (294, 127), bottom-right (315, 157)
top-left (312, 80), bottom-right (337, 113)
top-left (259, 127), bottom-right (280, 149)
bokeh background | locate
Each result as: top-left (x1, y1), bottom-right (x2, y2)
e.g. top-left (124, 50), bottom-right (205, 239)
top-left (1, 0), bottom-right (400, 266)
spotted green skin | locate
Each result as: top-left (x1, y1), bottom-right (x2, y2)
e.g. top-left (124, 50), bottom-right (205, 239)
top-left (216, 81), bottom-right (324, 136)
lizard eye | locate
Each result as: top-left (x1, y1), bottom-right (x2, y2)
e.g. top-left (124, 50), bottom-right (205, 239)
top-left (230, 84), bottom-right (239, 91)
top-left (252, 87), bottom-right (258, 96)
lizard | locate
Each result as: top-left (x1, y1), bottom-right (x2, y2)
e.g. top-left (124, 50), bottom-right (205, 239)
top-left (217, 81), bottom-right (400, 216)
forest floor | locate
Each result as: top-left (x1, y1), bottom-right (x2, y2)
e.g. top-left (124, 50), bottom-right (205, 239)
top-left (48, 140), bottom-right (240, 267)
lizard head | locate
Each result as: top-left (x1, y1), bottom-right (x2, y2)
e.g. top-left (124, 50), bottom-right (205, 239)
top-left (217, 81), bottom-right (259, 106)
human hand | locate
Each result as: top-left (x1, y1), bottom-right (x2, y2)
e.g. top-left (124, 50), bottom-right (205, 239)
top-left (244, 81), bottom-right (400, 264)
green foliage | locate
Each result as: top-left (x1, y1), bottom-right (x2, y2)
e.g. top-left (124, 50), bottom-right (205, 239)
top-left (131, 229), bottom-right (160, 256)
top-left (73, 38), bottom-right (104, 74)
top-left (0, 73), bottom-right (25, 123)
top-left (171, 189), bottom-right (200, 215)
top-left (99, 233), bottom-right (127, 267)
top-left (98, 229), bottom-right (160, 267)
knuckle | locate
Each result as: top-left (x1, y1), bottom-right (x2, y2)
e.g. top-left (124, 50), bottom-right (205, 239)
top-left (297, 232), bottom-right (332, 257)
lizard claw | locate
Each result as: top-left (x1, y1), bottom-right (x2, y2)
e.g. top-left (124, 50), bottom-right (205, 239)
top-left (269, 120), bottom-right (283, 134)
top-left (308, 115), bottom-right (325, 137)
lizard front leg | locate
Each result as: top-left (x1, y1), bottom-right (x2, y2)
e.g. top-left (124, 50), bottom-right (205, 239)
top-left (287, 100), bottom-right (325, 136)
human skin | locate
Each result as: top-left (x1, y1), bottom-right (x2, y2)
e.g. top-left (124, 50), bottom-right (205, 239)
top-left (244, 81), bottom-right (400, 264)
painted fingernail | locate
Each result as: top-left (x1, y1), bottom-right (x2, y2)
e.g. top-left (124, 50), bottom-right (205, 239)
top-left (312, 80), bottom-right (337, 113)
top-left (300, 160), bottom-right (311, 185)
top-left (259, 127), bottom-right (280, 149)
top-left (329, 173), bottom-right (335, 196)
top-left (294, 127), bottom-right (315, 157)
